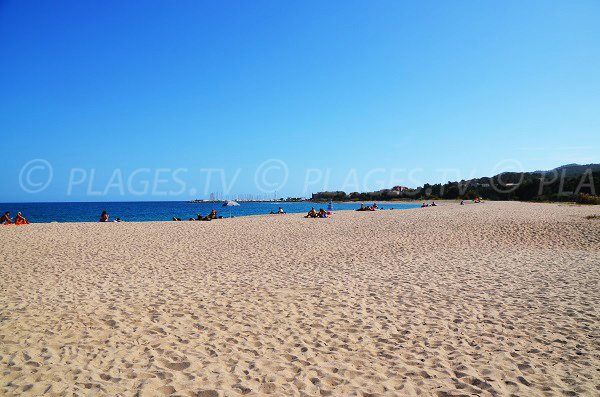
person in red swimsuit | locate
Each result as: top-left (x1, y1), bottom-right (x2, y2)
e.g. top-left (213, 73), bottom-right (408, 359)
top-left (14, 212), bottom-right (30, 225)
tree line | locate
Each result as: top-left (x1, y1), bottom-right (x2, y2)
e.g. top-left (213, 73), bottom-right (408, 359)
top-left (311, 168), bottom-right (600, 204)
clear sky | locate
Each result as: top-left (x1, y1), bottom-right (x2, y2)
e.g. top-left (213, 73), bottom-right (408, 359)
top-left (1, 0), bottom-right (599, 201)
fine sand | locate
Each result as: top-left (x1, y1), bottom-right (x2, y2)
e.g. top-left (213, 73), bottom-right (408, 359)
top-left (1, 201), bottom-right (599, 396)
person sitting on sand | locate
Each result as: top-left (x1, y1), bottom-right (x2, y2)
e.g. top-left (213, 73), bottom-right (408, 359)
top-left (1, 211), bottom-right (12, 225)
top-left (431, 201), bottom-right (437, 207)
top-left (15, 212), bottom-right (30, 225)
top-left (372, 203), bottom-right (378, 210)
top-left (305, 208), bottom-right (317, 218)
top-left (421, 203), bottom-right (428, 208)
top-left (460, 200), bottom-right (464, 205)
top-left (207, 209), bottom-right (218, 219)
top-left (100, 210), bottom-right (109, 222)
top-left (277, 207), bottom-right (285, 214)
top-left (356, 204), bottom-right (365, 211)
top-left (317, 208), bottom-right (327, 218)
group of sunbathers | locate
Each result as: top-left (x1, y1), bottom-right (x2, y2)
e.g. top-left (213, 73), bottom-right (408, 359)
top-left (305, 207), bottom-right (328, 218)
top-left (459, 198), bottom-right (482, 205)
top-left (356, 203), bottom-right (378, 211)
top-left (100, 211), bottom-right (123, 222)
top-left (421, 202), bottom-right (437, 207)
top-left (173, 209), bottom-right (222, 221)
top-left (99, 211), bottom-right (123, 222)
top-left (1, 211), bottom-right (30, 225)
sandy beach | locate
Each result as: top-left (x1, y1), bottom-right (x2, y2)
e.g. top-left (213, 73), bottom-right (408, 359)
top-left (1, 201), bottom-right (599, 396)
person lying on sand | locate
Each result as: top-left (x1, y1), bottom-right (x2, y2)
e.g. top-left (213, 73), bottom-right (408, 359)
top-left (196, 210), bottom-right (222, 221)
top-left (100, 211), bottom-right (109, 222)
top-left (15, 212), bottom-right (30, 225)
top-left (1, 211), bottom-right (12, 225)
top-left (305, 208), bottom-right (317, 218)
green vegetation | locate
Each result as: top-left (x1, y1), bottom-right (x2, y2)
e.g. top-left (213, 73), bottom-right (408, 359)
top-left (312, 164), bottom-right (600, 204)
top-left (576, 194), bottom-right (600, 205)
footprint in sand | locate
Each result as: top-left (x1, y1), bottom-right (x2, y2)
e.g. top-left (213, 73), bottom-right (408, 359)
top-left (161, 360), bottom-right (190, 371)
top-left (157, 385), bottom-right (176, 395)
top-left (196, 391), bottom-right (219, 397)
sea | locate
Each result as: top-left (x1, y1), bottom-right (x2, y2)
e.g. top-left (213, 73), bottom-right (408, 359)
top-left (0, 201), bottom-right (420, 223)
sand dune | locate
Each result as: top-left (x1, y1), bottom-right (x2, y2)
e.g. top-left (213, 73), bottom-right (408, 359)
top-left (1, 201), bottom-right (599, 396)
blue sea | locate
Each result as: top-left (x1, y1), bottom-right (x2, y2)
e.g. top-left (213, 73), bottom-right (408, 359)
top-left (0, 201), bottom-right (420, 223)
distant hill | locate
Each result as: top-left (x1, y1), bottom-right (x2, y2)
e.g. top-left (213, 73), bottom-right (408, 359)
top-left (311, 162), bottom-right (600, 203)
top-left (535, 163), bottom-right (600, 176)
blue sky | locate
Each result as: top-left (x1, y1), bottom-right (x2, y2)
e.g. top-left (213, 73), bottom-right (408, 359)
top-left (1, 0), bottom-right (599, 201)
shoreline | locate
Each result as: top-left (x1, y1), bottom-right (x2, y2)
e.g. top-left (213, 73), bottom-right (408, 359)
top-left (0, 201), bottom-right (424, 225)
top-left (0, 207), bottom-right (417, 225)
top-left (3, 200), bottom-right (596, 225)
